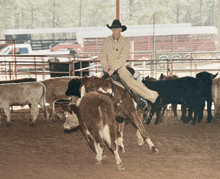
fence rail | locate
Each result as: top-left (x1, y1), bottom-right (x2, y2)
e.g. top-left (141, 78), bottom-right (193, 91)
top-left (0, 53), bottom-right (220, 81)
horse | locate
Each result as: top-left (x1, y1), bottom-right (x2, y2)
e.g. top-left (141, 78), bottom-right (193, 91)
top-left (66, 75), bottom-right (158, 152)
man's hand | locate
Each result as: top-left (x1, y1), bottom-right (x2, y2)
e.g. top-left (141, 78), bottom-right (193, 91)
top-left (109, 69), bottom-right (115, 76)
top-left (104, 68), bottom-right (109, 72)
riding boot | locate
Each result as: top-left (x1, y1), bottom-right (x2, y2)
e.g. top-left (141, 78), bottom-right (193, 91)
top-left (132, 93), bottom-right (148, 111)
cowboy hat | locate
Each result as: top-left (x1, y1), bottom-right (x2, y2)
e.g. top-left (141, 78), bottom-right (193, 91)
top-left (107, 19), bottom-right (127, 32)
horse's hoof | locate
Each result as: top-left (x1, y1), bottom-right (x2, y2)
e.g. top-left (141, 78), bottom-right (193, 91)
top-left (95, 161), bottom-right (101, 165)
top-left (151, 146), bottom-right (159, 153)
top-left (118, 164), bottom-right (125, 171)
top-left (6, 122), bottom-right (12, 127)
top-left (29, 120), bottom-right (36, 126)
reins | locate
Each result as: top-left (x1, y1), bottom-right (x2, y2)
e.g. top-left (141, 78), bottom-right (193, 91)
top-left (102, 69), bottom-right (150, 122)
top-left (110, 75), bottom-right (149, 114)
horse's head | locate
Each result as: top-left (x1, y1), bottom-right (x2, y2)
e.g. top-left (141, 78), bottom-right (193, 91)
top-left (80, 76), bottom-right (113, 97)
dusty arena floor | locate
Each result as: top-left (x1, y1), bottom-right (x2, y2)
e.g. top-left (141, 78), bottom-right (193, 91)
top-left (1, 108), bottom-right (220, 179)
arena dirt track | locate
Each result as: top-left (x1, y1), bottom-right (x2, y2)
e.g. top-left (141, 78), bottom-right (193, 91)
top-left (1, 108), bottom-right (220, 179)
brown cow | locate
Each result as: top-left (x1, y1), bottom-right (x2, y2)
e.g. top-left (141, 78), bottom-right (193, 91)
top-left (41, 77), bottom-right (82, 119)
top-left (64, 92), bottom-right (125, 170)
top-left (78, 76), bottom-right (158, 153)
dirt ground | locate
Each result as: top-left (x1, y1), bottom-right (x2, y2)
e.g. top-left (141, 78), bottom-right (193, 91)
top-left (1, 107), bottom-right (220, 179)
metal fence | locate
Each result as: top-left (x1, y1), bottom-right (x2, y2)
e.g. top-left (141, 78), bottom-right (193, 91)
top-left (0, 53), bottom-right (220, 81)
top-left (0, 54), bottom-right (98, 81)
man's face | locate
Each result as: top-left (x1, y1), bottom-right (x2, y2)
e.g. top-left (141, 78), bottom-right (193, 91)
top-left (112, 28), bottom-right (122, 39)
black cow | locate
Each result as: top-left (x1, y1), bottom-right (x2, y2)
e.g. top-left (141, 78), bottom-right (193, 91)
top-left (142, 76), bottom-right (205, 125)
top-left (195, 71), bottom-right (218, 123)
top-left (158, 73), bottom-right (179, 123)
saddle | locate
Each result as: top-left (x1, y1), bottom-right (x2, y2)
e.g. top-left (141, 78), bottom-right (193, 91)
top-left (101, 70), bottom-right (148, 114)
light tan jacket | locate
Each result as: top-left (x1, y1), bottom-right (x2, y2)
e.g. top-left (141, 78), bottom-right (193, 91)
top-left (100, 35), bottom-right (129, 70)
top-left (100, 35), bottom-right (158, 103)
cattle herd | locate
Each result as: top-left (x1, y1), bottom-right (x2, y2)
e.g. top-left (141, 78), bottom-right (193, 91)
top-left (0, 70), bottom-right (219, 170)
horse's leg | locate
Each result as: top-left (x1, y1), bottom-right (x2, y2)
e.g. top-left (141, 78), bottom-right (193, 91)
top-left (116, 122), bottom-right (125, 152)
top-left (131, 113), bottom-right (158, 152)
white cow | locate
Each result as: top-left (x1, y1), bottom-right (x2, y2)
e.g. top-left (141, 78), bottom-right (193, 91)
top-left (0, 81), bottom-right (49, 126)
top-left (41, 77), bottom-right (82, 119)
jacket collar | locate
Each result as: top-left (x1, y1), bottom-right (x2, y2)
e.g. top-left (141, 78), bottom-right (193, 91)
top-left (112, 35), bottom-right (122, 42)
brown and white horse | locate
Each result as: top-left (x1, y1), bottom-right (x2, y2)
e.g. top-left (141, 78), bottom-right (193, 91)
top-left (79, 76), bottom-right (158, 152)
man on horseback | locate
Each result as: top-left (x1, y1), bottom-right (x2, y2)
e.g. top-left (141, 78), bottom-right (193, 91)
top-left (100, 19), bottom-right (158, 110)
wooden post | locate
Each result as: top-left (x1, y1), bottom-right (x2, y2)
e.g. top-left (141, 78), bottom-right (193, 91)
top-left (116, 0), bottom-right (120, 20)
top-left (130, 41), bottom-right (134, 68)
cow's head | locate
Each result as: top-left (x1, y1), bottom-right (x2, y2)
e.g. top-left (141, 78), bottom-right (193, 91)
top-left (65, 78), bottom-right (83, 97)
top-left (80, 76), bottom-right (113, 98)
top-left (142, 75), bottom-right (156, 83)
top-left (196, 71), bottom-right (218, 81)
top-left (196, 71), bottom-right (218, 98)
top-left (61, 103), bottom-right (80, 130)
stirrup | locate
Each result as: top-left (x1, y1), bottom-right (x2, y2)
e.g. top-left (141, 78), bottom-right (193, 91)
top-left (133, 93), bottom-right (148, 111)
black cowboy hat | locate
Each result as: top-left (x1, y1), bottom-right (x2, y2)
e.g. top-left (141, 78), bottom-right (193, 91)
top-left (107, 19), bottom-right (127, 32)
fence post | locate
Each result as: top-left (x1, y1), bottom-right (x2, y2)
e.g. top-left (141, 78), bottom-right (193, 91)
top-left (95, 58), bottom-right (98, 74)
top-left (9, 62), bottom-right (12, 80)
top-left (42, 57), bottom-right (45, 80)
top-left (72, 61), bottom-right (75, 76)
top-left (80, 61), bottom-right (82, 77)
top-left (69, 61), bottom-right (72, 76)
top-left (166, 59), bottom-right (169, 75)
top-left (34, 57), bottom-right (37, 79)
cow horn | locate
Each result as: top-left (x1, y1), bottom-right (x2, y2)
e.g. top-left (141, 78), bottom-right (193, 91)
top-left (214, 72), bottom-right (218, 79)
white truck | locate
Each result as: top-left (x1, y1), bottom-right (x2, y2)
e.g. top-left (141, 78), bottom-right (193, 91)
top-left (0, 43), bottom-right (97, 79)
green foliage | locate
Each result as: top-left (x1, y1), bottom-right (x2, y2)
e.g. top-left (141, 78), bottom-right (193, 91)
top-left (0, 0), bottom-right (219, 39)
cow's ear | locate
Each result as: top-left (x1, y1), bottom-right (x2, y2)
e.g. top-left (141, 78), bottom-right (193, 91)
top-left (81, 75), bottom-right (88, 83)
top-left (159, 73), bottom-right (164, 80)
top-left (213, 73), bottom-right (218, 79)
